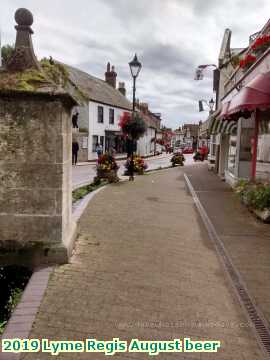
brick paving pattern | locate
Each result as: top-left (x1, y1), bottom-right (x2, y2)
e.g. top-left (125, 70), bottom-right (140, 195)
top-left (22, 168), bottom-right (263, 359)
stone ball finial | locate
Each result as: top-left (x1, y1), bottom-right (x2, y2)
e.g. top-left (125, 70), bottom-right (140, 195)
top-left (15, 8), bottom-right (33, 26)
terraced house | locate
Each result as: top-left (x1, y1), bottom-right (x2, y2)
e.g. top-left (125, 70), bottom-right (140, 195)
top-left (68, 62), bottom-right (132, 161)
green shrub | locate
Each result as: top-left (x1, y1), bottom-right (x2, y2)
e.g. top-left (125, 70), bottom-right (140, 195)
top-left (72, 179), bottom-right (106, 203)
top-left (235, 180), bottom-right (270, 210)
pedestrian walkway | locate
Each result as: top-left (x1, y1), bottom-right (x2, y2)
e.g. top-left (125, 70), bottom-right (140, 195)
top-left (23, 168), bottom-right (262, 359)
top-left (185, 164), bottom-right (270, 333)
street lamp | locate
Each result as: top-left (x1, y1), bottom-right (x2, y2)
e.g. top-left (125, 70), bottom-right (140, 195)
top-left (198, 98), bottom-right (215, 114)
top-left (128, 53), bottom-right (142, 180)
top-left (129, 54), bottom-right (142, 111)
top-left (209, 98), bottom-right (215, 112)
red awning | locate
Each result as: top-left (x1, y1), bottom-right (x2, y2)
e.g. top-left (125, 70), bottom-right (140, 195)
top-left (227, 72), bottom-right (270, 116)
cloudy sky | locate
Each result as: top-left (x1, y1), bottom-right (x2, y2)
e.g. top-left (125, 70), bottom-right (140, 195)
top-left (1, 0), bottom-right (270, 128)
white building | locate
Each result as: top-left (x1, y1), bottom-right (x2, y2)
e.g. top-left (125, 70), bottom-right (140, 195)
top-left (68, 63), bottom-right (132, 161)
top-left (68, 63), bottom-right (161, 161)
top-left (136, 103), bottom-right (161, 157)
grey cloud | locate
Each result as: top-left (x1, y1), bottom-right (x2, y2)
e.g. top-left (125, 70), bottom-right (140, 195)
top-left (2, 0), bottom-right (270, 128)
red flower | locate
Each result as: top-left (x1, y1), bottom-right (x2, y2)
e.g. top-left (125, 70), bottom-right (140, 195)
top-left (251, 34), bottom-right (270, 51)
top-left (239, 54), bottom-right (256, 68)
top-left (119, 112), bottom-right (131, 130)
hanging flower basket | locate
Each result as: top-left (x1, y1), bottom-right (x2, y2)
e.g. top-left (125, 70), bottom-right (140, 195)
top-left (119, 112), bottom-right (146, 140)
top-left (251, 34), bottom-right (270, 55)
top-left (239, 54), bottom-right (257, 71)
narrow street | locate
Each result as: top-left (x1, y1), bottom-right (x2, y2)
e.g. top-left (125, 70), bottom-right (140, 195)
top-left (22, 167), bottom-right (262, 360)
top-left (72, 154), bottom-right (194, 189)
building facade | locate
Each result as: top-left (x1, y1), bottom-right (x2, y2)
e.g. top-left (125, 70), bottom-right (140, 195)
top-left (68, 63), bottom-right (132, 161)
top-left (207, 22), bottom-right (270, 185)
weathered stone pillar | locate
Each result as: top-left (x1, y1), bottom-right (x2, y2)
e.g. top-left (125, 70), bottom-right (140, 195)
top-left (0, 9), bottom-right (77, 267)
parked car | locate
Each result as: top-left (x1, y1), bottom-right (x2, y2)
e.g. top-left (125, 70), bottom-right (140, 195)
top-left (182, 147), bottom-right (194, 154)
top-left (173, 146), bottom-right (183, 154)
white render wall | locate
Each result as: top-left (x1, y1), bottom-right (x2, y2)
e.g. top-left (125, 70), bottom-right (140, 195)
top-left (137, 127), bottom-right (156, 157)
top-left (88, 101), bottom-right (131, 160)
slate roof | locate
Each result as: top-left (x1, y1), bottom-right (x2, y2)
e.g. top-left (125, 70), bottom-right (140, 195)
top-left (66, 64), bottom-right (132, 111)
top-left (140, 112), bottom-right (160, 129)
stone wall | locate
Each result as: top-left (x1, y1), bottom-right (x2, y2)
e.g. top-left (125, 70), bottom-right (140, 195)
top-left (0, 92), bottom-right (76, 267)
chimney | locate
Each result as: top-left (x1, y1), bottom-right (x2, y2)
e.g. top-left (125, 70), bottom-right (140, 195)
top-left (118, 82), bottom-right (126, 96)
top-left (105, 62), bottom-right (117, 88)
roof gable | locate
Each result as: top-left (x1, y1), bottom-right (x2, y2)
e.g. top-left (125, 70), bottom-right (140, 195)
top-left (66, 64), bottom-right (132, 111)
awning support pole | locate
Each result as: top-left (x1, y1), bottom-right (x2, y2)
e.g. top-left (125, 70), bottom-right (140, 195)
top-left (251, 110), bottom-right (259, 181)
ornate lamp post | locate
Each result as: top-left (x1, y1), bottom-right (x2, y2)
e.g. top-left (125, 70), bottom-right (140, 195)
top-left (128, 54), bottom-right (142, 180)
top-left (129, 54), bottom-right (142, 111)
top-left (198, 98), bottom-right (215, 114)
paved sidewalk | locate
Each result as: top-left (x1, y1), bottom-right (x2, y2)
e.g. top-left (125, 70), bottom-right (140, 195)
top-left (185, 164), bottom-right (270, 329)
top-left (23, 168), bottom-right (262, 359)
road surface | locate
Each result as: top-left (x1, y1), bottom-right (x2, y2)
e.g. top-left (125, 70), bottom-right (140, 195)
top-left (72, 153), bottom-right (195, 189)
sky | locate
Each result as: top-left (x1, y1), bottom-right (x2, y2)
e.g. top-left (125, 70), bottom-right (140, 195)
top-left (1, 0), bottom-right (270, 129)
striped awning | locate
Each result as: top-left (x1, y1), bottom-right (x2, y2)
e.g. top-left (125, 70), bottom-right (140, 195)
top-left (210, 118), bottom-right (237, 135)
top-left (208, 109), bottom-right (237, 135)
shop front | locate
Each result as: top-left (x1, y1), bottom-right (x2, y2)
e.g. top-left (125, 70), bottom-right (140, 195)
top-left (221, 71), bottom-right (270, 185)
top-left (105, 130), bottom-right (127, 154)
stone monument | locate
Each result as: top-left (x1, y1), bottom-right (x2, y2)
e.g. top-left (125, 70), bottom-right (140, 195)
top-left (0, 9), bottom-right (77, 267)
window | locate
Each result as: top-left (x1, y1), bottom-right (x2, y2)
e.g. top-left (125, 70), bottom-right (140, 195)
top-left (97, 106), bottom-right (104, 123)
top-left (109, 108), bottom-right (114, 124)
top-left (92, 135), bottom-right (98, 152)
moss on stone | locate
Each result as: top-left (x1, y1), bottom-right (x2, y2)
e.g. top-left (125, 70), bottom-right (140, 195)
top-left (40, 58), bottom-right (69, 86)
top-left (0, 59), bottom-right (85, 102)
top-left (0, 68), bottom-right (53, 92)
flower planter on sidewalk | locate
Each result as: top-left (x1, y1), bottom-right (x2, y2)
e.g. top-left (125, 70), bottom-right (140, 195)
top-left (235, 180), bottom-right (270, 222)
top-left (96, 169), bottom-right (119, 183)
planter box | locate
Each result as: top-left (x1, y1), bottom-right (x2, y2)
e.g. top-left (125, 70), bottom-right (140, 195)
top-left (172, 161), bottom-right (184, 167)
top-left (239, 194), bottom-right (270, 222)
top-left (97, 169), bottom-right (119, 183)
top-left (252, 208), bottom-right (270, 222)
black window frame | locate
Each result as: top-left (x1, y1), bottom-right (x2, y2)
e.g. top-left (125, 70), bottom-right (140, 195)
top-left (109, 108), bottom-right (115, 125)
top-left (97, 106), bottom-right (104, 123)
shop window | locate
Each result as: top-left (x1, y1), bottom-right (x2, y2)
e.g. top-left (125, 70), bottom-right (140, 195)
top-left (228, 135), bottom-right (237, 174)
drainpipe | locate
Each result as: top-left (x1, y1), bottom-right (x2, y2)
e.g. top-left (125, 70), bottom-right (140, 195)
top-left (251, 110), bottom-right (259, 181)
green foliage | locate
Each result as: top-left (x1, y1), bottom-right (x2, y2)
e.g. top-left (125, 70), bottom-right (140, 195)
top-left (0, 57), bottom-right (70, 92)
top-left (0, 321), bottom-right (7, 335)
top-left (0, 266), bottom-right (31, 334)
top-left (40, 58), bottom-right (69, 86)
top-left (121, 112), bottom-right (147, 140)
top-left (1, 44), bottom-right (15, 65)
top-left (234, 179), bottom-right (249, 196)
top-left (6, 288), bottom-right (23, 314)
top-left (171, 153), bottom-right (185, 166)
top-left (72, 179), bottom-right (106, 203)
top-left (246, 185), bottom-right (270, 210)
top-left (235, 180), bottom-right (270, 210)
top-left (231, 54), bottom-right (240, 68)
